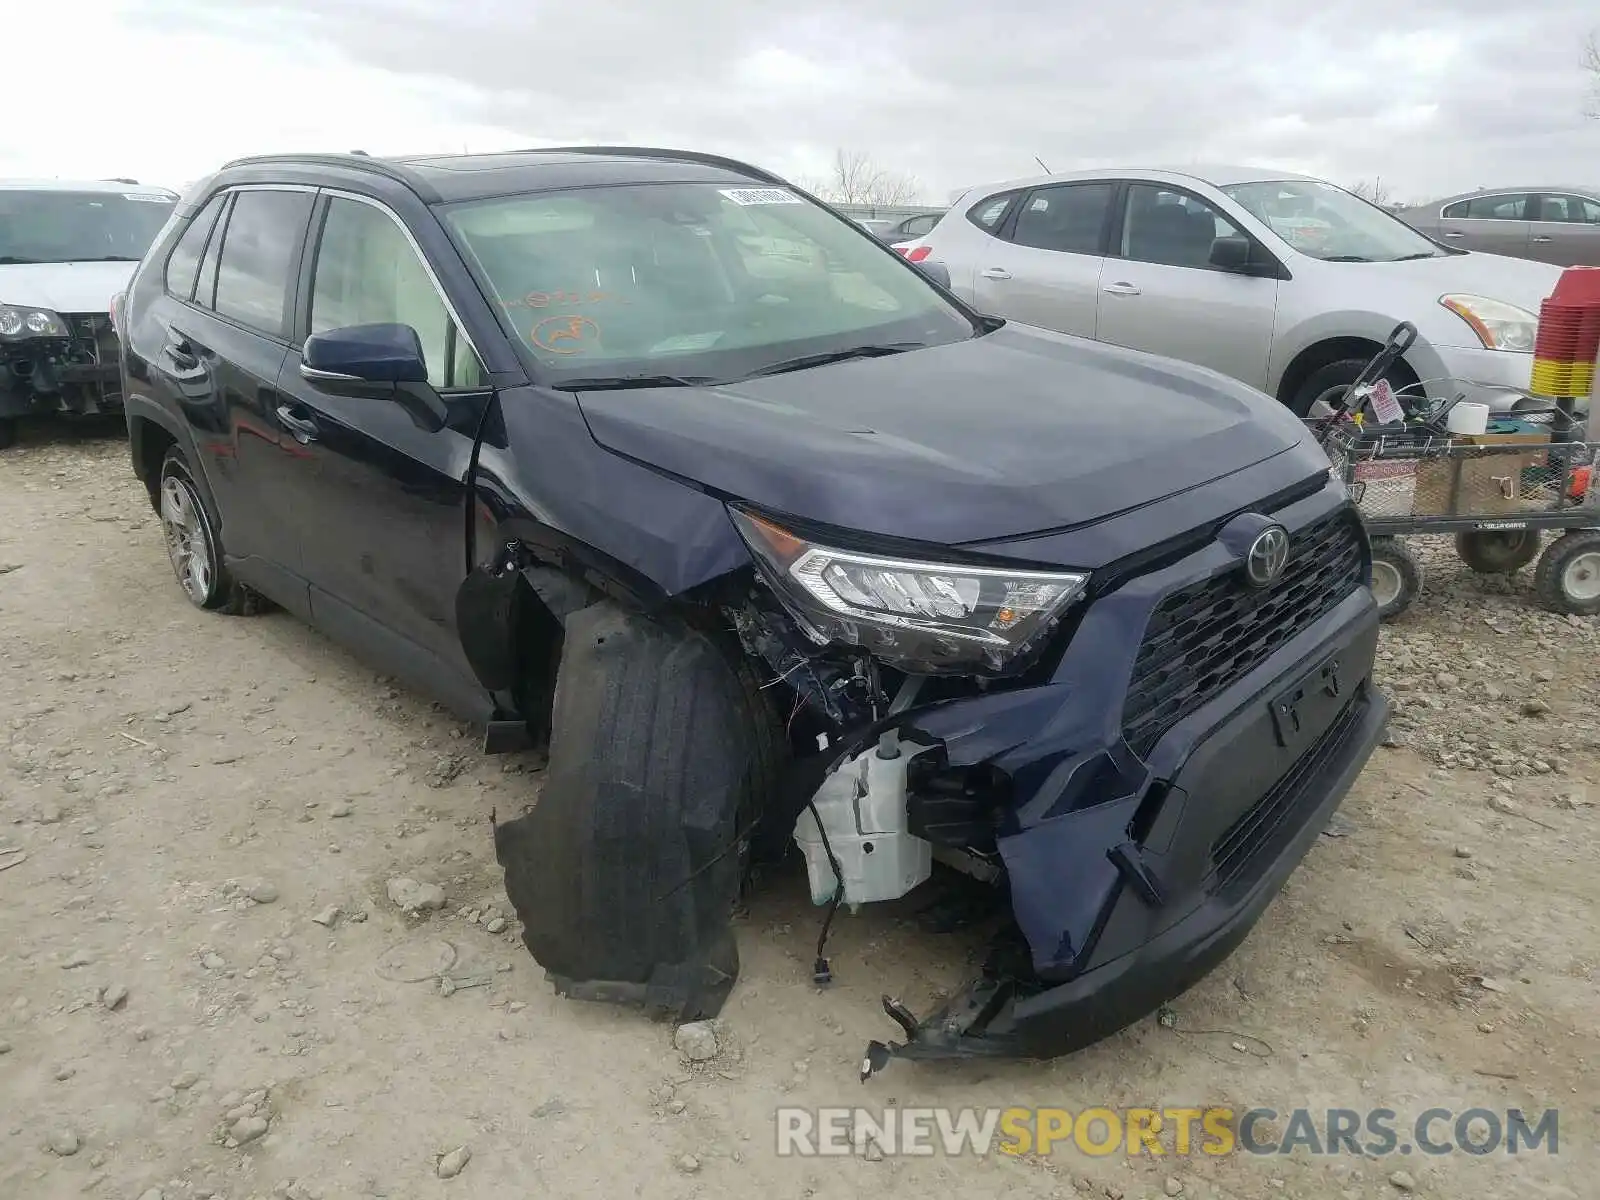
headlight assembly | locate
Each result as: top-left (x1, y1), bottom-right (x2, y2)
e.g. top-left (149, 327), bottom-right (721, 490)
top-left (1439, 294), bottom-right (1537, 353)
top-left (730, 507), bottom-right (1089, 676)
top-left (0, 304), bottom-right (69, 340)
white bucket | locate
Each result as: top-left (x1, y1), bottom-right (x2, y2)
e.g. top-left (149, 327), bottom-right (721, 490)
top-left (1446, 402), bottom-right (1490, 436)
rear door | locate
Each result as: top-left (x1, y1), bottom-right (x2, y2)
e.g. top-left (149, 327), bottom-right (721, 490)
top-left (1435, 193), bottom-right (1533, 257)
top-left (1093, 183), bottom-right (1279, 389)
top-left (1527, 194), bottom-right (1600, 266)
top-left (147, 184), bottom-right (317, 610)
top-left (969, 181), bottom-right (1114, 337)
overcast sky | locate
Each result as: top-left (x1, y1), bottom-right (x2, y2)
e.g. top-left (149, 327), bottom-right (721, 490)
top-left (7, 0), bottom-right (1598, 204)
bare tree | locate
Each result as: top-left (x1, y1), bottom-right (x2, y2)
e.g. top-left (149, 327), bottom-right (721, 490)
top-left (808, 149), bottom-right (923, 208)
top-left (1349, 178), bottom-right (1394, 207)
top-left (1585, 31), bottom-right (1600, 118)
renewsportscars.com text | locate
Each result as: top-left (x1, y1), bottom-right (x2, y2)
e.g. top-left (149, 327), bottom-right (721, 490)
top-left (774, 1106), bottom-right (1560, 1158)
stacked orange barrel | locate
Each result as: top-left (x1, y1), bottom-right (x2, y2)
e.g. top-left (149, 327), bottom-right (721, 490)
top-left (1529, 265), bottom-right (1600, 401)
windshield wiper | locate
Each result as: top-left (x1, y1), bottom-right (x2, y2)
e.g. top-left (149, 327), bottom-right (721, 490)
top-left (1389, 252), bottom-right (1441, 261)
top-left (556, 374), bottom-right (718, 391)
top-left (84, 255), bottom-right (142, 262)
top-left (1322, 255), bottom-right (1373, 262)
top-left (736, 342), bottom-right (926, 381)
top-left (0, 255), bottom-right (41, 265)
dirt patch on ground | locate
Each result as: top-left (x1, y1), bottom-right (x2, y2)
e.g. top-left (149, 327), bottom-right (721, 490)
top-left (2, 423), bottom-right (1595, 1200)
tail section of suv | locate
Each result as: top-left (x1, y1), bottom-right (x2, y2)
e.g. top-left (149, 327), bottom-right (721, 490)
top-left (118, 148), bottom-right (1386, 1068)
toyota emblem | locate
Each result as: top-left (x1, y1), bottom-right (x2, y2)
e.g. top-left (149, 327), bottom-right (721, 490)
top-left (1244, 525), bottom-right (1290, 587)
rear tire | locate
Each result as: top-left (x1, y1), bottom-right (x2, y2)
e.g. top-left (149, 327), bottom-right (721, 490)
top-left (1369, 536), bottom-right (1422, 620)
top-left (1289, 357), bottom-right (1408, 420)
top-left (1454, 529), bottom-right (1542, 575)
top-left (0, 418), bottom-right (16, 450)
top-left (1533, 530), bottom-right (1600, 616)
top-left (157, 448), bottom-right (266, 615)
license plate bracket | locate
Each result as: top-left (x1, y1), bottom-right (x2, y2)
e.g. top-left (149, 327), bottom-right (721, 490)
top-left (1270, 651), bottom-right (1345, 753)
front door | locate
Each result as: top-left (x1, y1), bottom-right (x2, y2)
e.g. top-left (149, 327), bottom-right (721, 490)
top-left (1093, 184), bottom-right (1279, 390)
top-left (1528, 194), bottom-right (1600, 266)
top-left (276, 192), bottom-right (494, 721)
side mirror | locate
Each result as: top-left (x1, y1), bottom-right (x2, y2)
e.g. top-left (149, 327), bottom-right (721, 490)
top-left (1210, 235), bottom-right (1281, 278)
top-left (300, 323), bottom-right (447, 432)
top-left (916, 260), bottom-right (952, 289)
top-left (302, 322), bottom-right (429, 384)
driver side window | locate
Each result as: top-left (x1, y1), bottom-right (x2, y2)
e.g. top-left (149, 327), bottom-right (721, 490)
top-left (309, 197), bottom-right (483, 389)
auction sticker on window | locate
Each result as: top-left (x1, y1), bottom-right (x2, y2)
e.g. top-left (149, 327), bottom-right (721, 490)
top-left (720, 187), bottom-right (803, 206)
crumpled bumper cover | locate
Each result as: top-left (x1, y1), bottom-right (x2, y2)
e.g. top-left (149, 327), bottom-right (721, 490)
top-left (863, 586), bottom-right (1387, 1073)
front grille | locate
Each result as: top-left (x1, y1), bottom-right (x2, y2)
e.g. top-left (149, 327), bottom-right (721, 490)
top-left (1121, 512), bottom-right (1363, 756)
top-left (1210, 695), bottom-right (1362, 891)
top-left (65, 314), bottom-right (117, 366)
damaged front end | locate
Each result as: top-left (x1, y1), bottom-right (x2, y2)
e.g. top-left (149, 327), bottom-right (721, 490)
top-left (0, 303), bottom-right (122, 426)
top-left (493, 490), bottom-right (1387, 1073)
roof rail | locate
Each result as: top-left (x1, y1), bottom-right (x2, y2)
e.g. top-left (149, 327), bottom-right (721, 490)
top-left (217, 152), bottom-right (415, 187)
top-left (521, 145), bottom-right (786, 185)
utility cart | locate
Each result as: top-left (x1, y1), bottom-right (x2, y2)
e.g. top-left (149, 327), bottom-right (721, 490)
top-left (1309, 322), bottom-right (1600, 620)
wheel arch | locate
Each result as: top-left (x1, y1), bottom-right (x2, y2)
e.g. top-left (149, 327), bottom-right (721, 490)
top-left (1273, 335), bottom-right (1423, 409)
top-left (453, 529), bottom-right (754, 746)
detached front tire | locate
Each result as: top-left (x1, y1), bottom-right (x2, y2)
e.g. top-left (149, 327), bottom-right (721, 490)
top-left (157, 448), bottom-right (264, 615)
top-left (1369, 536), bottom-right (1422, 620)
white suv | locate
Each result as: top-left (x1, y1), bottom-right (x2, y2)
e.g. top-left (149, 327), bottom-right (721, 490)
top-left (1, 179), bottom-right (177, 447)
top-left (898, 165), bottom-right (1569, 419)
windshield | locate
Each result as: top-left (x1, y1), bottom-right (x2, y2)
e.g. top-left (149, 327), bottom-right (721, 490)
top-left (1221, 179), bottom-right (1446, 263)
top-left (0, 189), bottom-right (176, 264)
top-left (441, 182), bottom-right (975, 384)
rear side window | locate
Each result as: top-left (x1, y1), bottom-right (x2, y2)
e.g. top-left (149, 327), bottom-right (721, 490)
top-left (1443, 194), bottom-right (1529, 220)
top-left (212, 189), bottom-right (314, 338)
top-left (1010, 183), bottom-right (1114, 254)
top-left (966, 193), bottom-right (1014, 231)
top-left (164, 196), bottom-right (225, 301)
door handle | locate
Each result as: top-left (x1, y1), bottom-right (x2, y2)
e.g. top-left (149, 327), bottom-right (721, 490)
top-left (1532, 235), bottom-right (1553, 243)
top-left (980, 267), bottom-right (1012, 280)
top-left (1102, 282), bottom-right (1141, 296)
top-left (1442, 231), bottom-right (1464, 239)
top-left (275, 405), bottom-right (319, 445)
top-left (165, 336), bottom-right (199, 370)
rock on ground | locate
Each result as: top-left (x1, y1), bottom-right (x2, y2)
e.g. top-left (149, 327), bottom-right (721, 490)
top-left (674, 1021), bottom-right (718, 1062)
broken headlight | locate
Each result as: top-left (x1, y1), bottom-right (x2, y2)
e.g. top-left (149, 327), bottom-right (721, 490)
top-left (0, 304), bottom-right (70, 340)
top-left (730, 507), bottom-right (1089, 676)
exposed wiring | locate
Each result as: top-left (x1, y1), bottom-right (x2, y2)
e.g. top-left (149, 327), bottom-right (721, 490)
top-left (807, 798), bottom-right (845, 985)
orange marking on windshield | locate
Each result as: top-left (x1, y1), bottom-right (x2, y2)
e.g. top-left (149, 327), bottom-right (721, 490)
top-left (530, 315), bottom-right (600, 355)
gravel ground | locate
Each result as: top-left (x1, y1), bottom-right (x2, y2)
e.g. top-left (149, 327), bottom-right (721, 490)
top-left (1, 422), bottom-right (1596, 1200)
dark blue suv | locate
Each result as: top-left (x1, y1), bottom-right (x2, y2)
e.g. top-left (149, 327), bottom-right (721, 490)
top-left (117, 147), bottom-right (1386, 1071)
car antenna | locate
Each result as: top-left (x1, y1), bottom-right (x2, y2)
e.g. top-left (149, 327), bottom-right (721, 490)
top-left (1034, 156), bottom-right (1051, 173)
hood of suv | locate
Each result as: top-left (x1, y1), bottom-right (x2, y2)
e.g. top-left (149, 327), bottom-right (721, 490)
top-left (575, 324), bottom-right (1311, 546)
top-left (1330, 250), bottom-right (1562, 313)
top-left (0, 261), bottom-right (137, 314)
